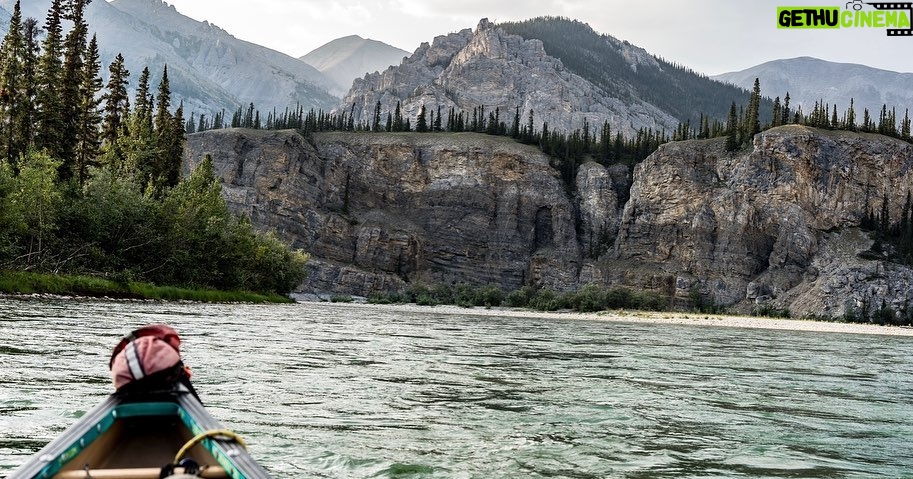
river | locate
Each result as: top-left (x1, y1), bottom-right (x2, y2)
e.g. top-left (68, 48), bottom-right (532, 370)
top-left (1, 298), bottom-right (912, 478)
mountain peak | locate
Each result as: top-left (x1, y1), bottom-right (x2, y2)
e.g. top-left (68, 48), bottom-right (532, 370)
top-left (339, 17), bottom-right (690, 136)
top-left (301, 36), bottom-right (409, 95)
top-left (476, 18), bottom-right (494, 31)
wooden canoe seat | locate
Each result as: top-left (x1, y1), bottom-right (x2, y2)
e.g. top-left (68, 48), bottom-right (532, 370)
top-left (54, 465), bottom-right (228, 479)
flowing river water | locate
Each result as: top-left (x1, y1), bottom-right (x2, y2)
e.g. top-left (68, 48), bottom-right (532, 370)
top-left (1, 297), bottom-right (912, 478)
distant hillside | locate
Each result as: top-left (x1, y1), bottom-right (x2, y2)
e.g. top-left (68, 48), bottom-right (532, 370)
top-left (499, 17), bottom-right (767, 124)
top-left (714, 57), bottom-right (913, 118)
top-left (302, 35), bottom-right (409, 96)
top-left (0, 0), bottom-right (338, 116)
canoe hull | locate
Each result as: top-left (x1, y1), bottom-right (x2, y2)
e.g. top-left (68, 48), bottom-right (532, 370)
top-left (7, 386), bottom-right (271, 479)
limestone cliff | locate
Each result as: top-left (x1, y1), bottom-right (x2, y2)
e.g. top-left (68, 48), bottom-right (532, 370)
top-left (183, 129), bottom-right (585, 295)
top-left (603, 125), bottom-right (913, 318)
top-left (183, 126), bottom-right (913, 319)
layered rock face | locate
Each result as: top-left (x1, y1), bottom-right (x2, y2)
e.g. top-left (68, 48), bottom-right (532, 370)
top-left (183, 129), bottom-right (583, 295)
top-left (339, 19), bottom-right (677, 137)
top-left (605, 125), bottom-right (913, 317)
top-left (184, 125), bottom-right (913, 319)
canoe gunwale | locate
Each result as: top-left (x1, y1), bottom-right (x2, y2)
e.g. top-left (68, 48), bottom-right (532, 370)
top-left (6, 385), bottom-right (272, 479)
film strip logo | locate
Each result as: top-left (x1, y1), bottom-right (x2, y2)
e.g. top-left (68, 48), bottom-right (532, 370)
top-left (868, 2), bottom-right (913, 35)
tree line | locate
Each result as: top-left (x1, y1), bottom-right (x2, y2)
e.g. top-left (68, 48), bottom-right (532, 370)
top-left (191, 98), bottom-right (670, 191)
top-left (0, 0), bottom-right (307, 295)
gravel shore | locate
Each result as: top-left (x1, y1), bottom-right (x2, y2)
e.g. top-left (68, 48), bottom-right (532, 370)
top-left (331, 301), bottom-right (913, 337)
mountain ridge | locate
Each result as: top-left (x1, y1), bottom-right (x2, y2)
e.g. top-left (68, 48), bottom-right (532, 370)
top-left (499, 17), bottom-right (763, 125)
top-left (713, 56), bottom-right (913, 119)
top-left (0, 0), bottom-right (338, 116)
top-left (338, 17), bottom-right (769, 138)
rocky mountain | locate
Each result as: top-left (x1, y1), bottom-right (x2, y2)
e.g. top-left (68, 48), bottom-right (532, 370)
top-left (340, 19), bottom-right (679, 137)
top-left (0, 0), bottom-right (337, 116)
top-left (498, 17), bottom-right (764, 126)
top-left (183, 126), bottom-right (913, 319)
top-left (301, 35), bottom-right (409, 97)
top-left (714, 57), bottom-right (913, 120)
top-left (339, 18), bottom-right (757, 138)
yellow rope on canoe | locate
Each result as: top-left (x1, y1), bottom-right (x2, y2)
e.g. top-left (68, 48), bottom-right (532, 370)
top-left (175, 429), bottom-right (248, 463)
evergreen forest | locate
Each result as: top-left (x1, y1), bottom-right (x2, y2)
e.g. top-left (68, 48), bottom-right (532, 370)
top-left (0, 0), bottom-right (307, 296)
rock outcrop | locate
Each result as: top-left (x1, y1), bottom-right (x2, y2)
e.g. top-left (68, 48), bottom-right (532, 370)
top-left (339, 19), bottom-right (677, 137)
top-left (603, 125), bottom-right (913, 318)
top-left (183, 125), bottom-right (913, 319)
top-left (183, 129), bottom-right (584, 295)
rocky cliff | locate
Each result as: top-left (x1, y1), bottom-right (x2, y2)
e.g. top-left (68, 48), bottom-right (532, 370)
top-left (600, 125), bottom-right (913, 318)
top-left (183, 129), bottom-right (586, 295)
top-left (183, 126), bottom-right (913, 319)
top-left (339, 19), bottom-right (678, 137)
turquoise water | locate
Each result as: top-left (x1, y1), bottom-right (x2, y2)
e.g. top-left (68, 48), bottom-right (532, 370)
top-left (1, 298), bottom-right (912, 478)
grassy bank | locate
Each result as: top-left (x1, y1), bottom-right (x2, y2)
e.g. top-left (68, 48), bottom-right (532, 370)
top-left (0, 270), bottom-right (294, 303)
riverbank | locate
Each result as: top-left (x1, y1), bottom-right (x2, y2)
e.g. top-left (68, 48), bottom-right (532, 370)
top-left (0, 270), bottom-right (293, 303)
top-left (320, 301), bottom-right (913, 337)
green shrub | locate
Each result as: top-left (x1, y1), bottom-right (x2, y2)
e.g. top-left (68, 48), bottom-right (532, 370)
top-left (474, 285), bottom-right (505, 307)
top-left (605, 287), bottom-right (634, 309)
top-left (529, 289), bottom-right (568, 311)
top-left (505, 285), bottom-right (537, 307)
top-left (415, 293), bottom-right (438, 306)
top-left (575, 284), bottom-right (607, 312)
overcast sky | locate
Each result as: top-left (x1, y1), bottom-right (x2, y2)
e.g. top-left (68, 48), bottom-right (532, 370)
top-left (161, 0), bottom-right (911, 75)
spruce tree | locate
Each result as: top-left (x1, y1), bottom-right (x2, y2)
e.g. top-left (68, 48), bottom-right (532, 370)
top-left (416, 103), bottom-right (427, 132)
top-left (134, 67), bottom-right (152, 125)
top-left (771, 97), bottom-right (782, 128)
top-left (101, 53), bottom-right (130, 147)
top-left (35, 0), bottom-right (64, 158)
top-left (125, 67), bottom-right (157, 185)
top-left (846, 98), bottom-right (856, 131)
top-left (59, 0), bottom-right (91, 180)
top-left (782, 92), bottom-right (791, 125)
top-left (153, 66), bottom-right (181, 191)
top-left (392, 101), bottom-right (403, 132)
top-left (0, 0), bottom-right (26, 166)
top-left (725, 101), bottom-right (739, 151)
top-left (163, 104), bottom-right (185, 188)
top-left (20, 17), bottom-right (39, 154)
top-left (73, 34), bottom-right (102, 187)
top-left (744, 78), bottom-right (761, 142)
top-left (526, 109), bottom-right (534, 143)
top-left (154, 65), bottom-right (172, 137)
top-left (371, 100), bottom-right (381, 132)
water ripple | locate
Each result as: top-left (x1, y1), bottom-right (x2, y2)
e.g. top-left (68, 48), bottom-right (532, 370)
top-left (2, 299), bottom-right (913, 478)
